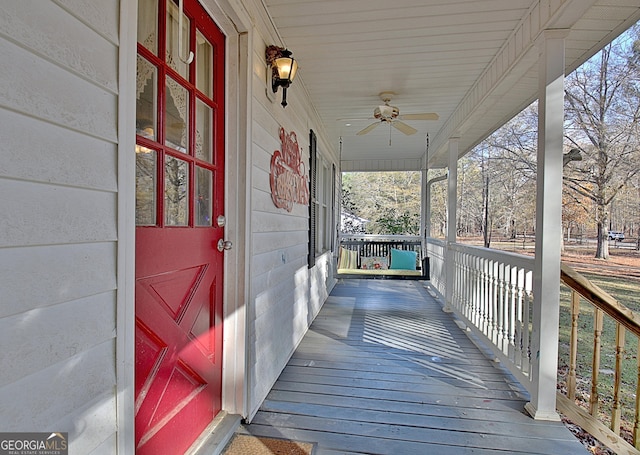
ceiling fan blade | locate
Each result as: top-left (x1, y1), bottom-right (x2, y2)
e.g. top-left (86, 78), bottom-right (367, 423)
top-left (399, 113), bottom-right (439, 121)
top-left (391, 121), bottom-right (417, 135)
top-left (356, 122), bottom-right (381, 135)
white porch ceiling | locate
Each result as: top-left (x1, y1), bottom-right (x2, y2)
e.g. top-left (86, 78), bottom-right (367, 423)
top-left (262, 0), bottom-right (640, 170)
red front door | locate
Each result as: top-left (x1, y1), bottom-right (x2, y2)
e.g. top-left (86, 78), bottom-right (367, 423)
top-left (134, 0), bottom-right (225, 453)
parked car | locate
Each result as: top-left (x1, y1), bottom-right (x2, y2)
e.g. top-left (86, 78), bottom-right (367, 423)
top-left (608, 231), bottom-right (625, 241)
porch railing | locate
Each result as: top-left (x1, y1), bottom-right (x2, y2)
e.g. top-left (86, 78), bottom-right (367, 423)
top-left (426, 238), bottom-right (640, 454)
top-left (427, 240), bottom-right (535, 388)
top-left (339, 234), bottom-right (423, 269)
top-left (425, 238), bottom-right (446, 292)
top-left (558, 263), bottom-right (640, 455)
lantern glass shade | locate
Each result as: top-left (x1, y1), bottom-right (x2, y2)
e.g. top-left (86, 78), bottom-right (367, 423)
top-left (274, 57), bottom-right (298, 83)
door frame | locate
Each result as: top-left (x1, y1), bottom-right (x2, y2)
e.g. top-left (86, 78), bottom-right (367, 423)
top-left (116, 0), bottom-right (252, 452)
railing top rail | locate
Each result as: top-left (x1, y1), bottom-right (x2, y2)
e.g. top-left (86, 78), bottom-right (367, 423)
top-left (426, 237), bottom-right (446, 247)
top-left (340, 234), bottom-right (421, 242)
top-left (449, 242), bottom-right (535, 270)
top-left (561, 262), bottom-right (640, 338)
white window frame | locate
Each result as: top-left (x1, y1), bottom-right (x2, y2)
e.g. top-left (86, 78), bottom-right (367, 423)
top-left (315, 157), bottom-right (332, 253)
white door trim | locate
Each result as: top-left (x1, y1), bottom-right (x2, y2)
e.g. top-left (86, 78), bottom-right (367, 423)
top-left (115, 0), bottom-right (138, 452)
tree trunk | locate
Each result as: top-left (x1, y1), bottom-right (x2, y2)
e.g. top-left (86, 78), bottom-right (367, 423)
top-left (483, 175), bottom-right (491, 248)
top-left (595, 221), bottom-right (609, 259)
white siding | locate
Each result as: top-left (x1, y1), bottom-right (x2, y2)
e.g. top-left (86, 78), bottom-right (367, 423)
top-left (0, 0), bottom-right (341, 451)
top-left (0, 1), bottom-right (119, 453)
top-left (245, 18), bottom-right (339, 418)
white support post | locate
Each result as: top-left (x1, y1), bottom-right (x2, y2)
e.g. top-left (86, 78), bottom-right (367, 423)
top-left (525, 30), bottom-right (568, 421)
top-left (426, 173), bottom-right (448, 240)
top-left (421, 166), bottom-right (428, 241)
top-left (444, 138), bottom-right (459, 313)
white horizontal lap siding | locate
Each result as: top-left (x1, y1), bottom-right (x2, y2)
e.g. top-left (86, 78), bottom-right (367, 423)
top-left (249, 210), bottom-right (310, 372)
top-left (0, 1), bottom-right (119, 453)
top-left (308, 252), bottom-right (331, 311)
top-left (250, 231), bottom-right (309, 283)
top-left (0, 243), bottom-right (117, 318)
top-left (253, 288), bottom-right (308, 368)
top-left (248, 41), bottom-right (316, 416)
top-left (0, 340), bottom-right (116, 436)
top-left (0, 0), bottom-right (118, 93)
top-left (0, 110), bottom-right (117, 190)
top-left (0, 38), bottom-right (117, 141)
top-left (0, 180), bottom-right (116, 246)
top-left (249, 250), bottom-right (330, 414)
top-left (252, 230), bottom-right (309, 257)
top-left (251, 244), bottom-right (309, 305)
top-left (0, 291), bottom-right (116, 385)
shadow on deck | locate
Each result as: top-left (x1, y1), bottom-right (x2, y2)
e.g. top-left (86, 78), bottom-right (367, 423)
top-left (237, 279), bottom-right (587, 455)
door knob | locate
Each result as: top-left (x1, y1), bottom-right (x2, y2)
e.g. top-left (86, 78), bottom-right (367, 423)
top-left (217, 239), bottom-right (233, 252)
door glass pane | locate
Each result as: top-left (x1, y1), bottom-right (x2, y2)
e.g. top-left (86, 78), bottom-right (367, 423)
top-left (195, 167), bottom-right (212, 226)
top-left (165, 156), bottom-right (189, 226)
top-left (166, 0), bottom-right (189, 79)
top-left (137, 0), bottom-right (158, 54)
top-left (196, 99), bottom-right (212, 162)
top-left (136, 55), bottom-right (157, 140)
top-left (165, 76), bottom-right (188, 152)
top-left (136, 145), bottom-right (157, 225)
top-left (196, 31), bottom-right (212, 97)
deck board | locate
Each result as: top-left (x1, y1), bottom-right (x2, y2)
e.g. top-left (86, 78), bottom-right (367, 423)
top-left (238, 279), bottom-right (587, 455)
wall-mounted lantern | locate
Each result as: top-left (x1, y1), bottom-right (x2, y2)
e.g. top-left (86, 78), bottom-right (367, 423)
top-left (266, 45), bottom-right (298, 108)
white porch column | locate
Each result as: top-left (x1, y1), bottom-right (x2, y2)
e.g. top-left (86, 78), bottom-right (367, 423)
top-left (444, 138), bottom-right (459, 313)
top-left (525, 30), bottom-right (568, 421)
top-left (421, 165), bottom-right (428, 240)
top-left (425, 173), bottom-right (448, 239)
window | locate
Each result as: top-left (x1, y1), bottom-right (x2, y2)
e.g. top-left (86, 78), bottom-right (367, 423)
top-left (135, 0), bottom-right (223, 228)
top-left (317, 158), bottom-right (332, 252)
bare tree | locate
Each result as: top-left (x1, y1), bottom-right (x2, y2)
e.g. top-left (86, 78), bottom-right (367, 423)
top-left (563, 28), bottom-right (640, 258)
top-left (456, 156), bottom-right (484, 237)
top-left (477, 104), bottom-right (539, 247)
top-left (456, 28), bottom-right (640, 256)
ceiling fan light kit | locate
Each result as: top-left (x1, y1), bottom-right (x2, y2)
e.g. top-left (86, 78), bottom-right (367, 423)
top-left (353, 92), bottom-right (439, 139)
top-left (374, 105), bottom-right (399, 120)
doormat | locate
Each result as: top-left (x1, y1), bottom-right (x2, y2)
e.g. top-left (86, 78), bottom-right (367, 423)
top-left (222, 433), bottom-right (315, 455)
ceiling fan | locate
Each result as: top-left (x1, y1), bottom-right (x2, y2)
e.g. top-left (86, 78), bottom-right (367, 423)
top-left (346, 92), bottom-right (439, 136)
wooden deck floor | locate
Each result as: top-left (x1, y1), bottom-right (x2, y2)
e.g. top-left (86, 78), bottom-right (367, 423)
top-left (239, 279), bottom-right (587, 455)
